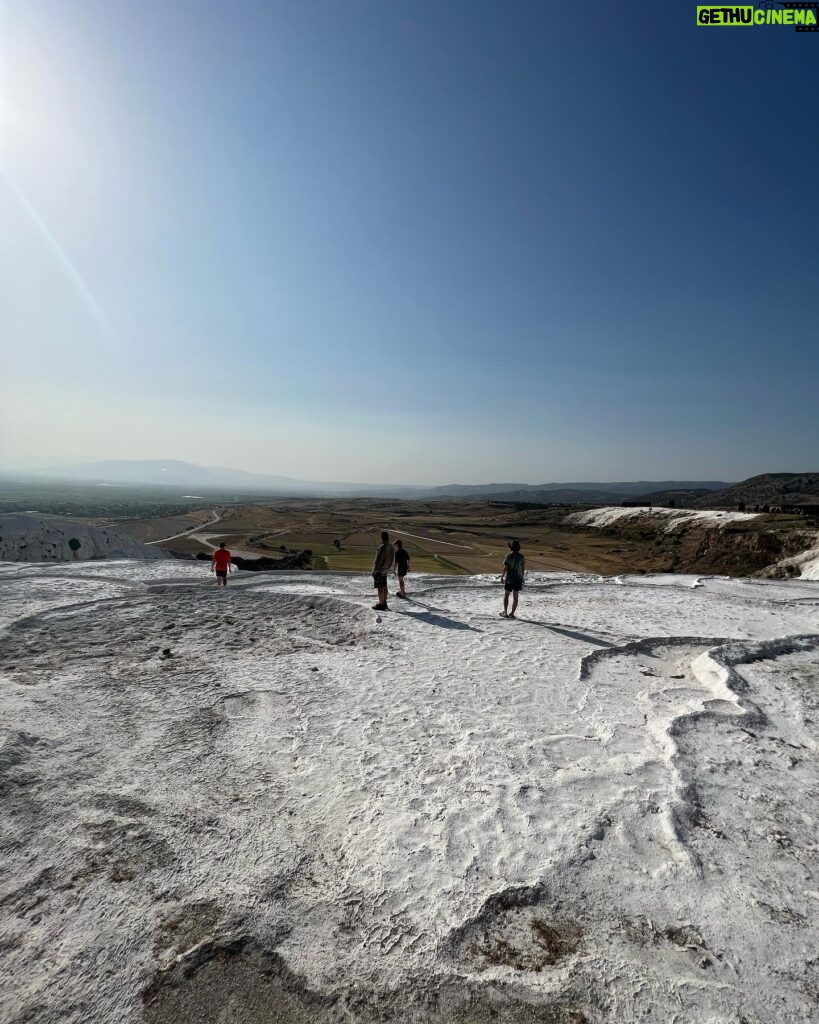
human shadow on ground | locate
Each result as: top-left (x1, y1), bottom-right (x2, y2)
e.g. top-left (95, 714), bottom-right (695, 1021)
top-left (517, 619), bottom-right (614, 647)
top-left (397, 600), bottom-right (483, 633)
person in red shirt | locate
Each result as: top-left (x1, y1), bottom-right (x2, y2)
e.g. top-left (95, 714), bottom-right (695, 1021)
top-left (211, 542), bottom-right (233, 587)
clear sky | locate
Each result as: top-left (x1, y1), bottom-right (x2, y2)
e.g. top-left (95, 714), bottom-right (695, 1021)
top-left (2, 0), bottom-right (817, 484)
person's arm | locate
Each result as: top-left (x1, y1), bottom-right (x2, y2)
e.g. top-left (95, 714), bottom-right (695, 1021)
top-left (501, 556), bottom-right (507, 581)
top-left (521, 556), bottom-right (526, 576)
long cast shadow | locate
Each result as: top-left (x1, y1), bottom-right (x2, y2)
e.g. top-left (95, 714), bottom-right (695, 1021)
top-left (399, 600), bottom-right (483, 633)
top-left (518, 619), bottom-right (614, 647)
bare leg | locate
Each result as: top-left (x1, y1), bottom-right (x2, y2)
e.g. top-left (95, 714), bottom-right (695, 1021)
top-left (379, 584), bottom-right (389, 607)
top-left (399, 576), bottom-right (406, 596)
top-left (510, 591), bottom-right (519, 617)
top-left (502, 590), bottom-right (509, 615)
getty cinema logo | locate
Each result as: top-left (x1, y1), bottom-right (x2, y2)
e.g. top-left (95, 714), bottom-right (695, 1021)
top-left (697, 2), bottom-right (819, 28)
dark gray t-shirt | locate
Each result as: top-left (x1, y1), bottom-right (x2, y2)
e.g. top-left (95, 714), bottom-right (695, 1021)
top-left (504, 552), bottom-right (525, 579)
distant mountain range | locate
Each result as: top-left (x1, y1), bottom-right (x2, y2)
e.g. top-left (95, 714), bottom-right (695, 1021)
top-left (2, 459), bottom-right (733, 502)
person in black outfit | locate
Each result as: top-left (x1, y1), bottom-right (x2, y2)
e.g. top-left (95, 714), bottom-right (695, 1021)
top-left (500, 539), bottom-right (526, 618)
top-left (394, 539), bottom-right (410, 599)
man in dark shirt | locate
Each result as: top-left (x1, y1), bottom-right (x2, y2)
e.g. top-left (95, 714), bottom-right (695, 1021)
top-left (371, 531), bottom-right (394, 610)
top-left (394, 539), bottom-right (410, 599)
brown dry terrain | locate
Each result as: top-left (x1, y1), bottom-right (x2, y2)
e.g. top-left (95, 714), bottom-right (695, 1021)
top-left (111, 500), bottom-right (815, 578)
top-left (108, 508), bottom-right (217, 544)
top-left (115, 499), bottom-right (640, 574)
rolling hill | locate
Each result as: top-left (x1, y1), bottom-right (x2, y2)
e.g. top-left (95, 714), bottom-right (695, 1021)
top-left (691, 473), bottom-right (819, 509)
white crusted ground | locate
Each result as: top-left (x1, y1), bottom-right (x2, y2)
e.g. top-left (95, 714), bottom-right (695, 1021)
top-left (1, 561), bottom-right (818, 1024)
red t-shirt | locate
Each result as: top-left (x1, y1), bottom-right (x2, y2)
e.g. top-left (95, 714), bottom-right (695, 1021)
top-left (212, 549), bottom-right (232, 571)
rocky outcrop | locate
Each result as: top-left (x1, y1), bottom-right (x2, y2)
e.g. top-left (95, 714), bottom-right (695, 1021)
top-left (563, 508), bottom-right (814, 576)
top-left (673, 525), bottom-right (814, 576)
top-left (756, 537), bottom-right (819, 580)
top-left (0, 513), bottom-right (171, 562)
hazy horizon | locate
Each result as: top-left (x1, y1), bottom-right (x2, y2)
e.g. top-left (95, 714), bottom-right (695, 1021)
top-left (0, 453), bottom-right (743, 490)
top-left (2, 1), bottom-right (817, 484)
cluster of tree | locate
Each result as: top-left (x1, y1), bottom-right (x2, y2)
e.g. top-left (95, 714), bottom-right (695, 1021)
top-left (195, 550), bottom-right (314, 572)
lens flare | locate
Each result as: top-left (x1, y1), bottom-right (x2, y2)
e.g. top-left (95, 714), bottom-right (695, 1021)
top-left (1, 168), bottom-right (111, 337)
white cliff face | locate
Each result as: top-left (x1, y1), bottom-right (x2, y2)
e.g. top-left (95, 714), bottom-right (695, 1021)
top-left (564, 506), bottom-right (760, 532)
top-left (0, 563), bottom-right (817, 1023)
top-left (800, 551), bottom-right (819, 579)
top-left (0, 513), bottom-right (172, 562)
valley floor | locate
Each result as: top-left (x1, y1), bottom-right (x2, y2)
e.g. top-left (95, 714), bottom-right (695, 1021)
top-left (1, 562), bottom-right (818, 1023)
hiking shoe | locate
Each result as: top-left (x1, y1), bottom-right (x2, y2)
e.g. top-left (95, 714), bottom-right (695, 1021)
top-left (499, 611), bottom-right (508, 618)
top-left (372, 603), bottom-right (389, 611)
top-left (396, 592), bottom-right (408, 599)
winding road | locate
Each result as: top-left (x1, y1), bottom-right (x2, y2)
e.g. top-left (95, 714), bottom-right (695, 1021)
top-left (146, 509), bottom-right (222, 545)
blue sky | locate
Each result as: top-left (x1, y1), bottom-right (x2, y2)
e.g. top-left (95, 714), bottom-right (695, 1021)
top-left (2, 0), bottom-right (817, 483)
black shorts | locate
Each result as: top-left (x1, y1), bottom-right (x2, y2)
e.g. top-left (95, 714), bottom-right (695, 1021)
top-left (216, 570), bottom-right (228, 580)
top-left (373, 572), bottom-right (387, 588)
top-left (504, 575), bottom-right (523, 593)
top-left (397, 570), bottom-right (407, 579)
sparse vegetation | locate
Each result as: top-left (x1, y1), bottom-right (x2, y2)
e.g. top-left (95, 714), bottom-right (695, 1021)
top-left (3, 480), bottom-right (815, 577)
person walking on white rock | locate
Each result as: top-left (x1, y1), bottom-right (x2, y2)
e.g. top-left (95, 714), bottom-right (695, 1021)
top-left (372, 530), bottom-right (394, 611)
top-left (394, 539), bottom-right (410, 599)
top-left (211, 542), bottom-right (233, 587)
top-left (500, 539), bottom-right (525, 618)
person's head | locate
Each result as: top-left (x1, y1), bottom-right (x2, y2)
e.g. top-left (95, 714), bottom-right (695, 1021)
top-left (381, 531), bottom-right (389, 542)
top-left (510, 539), bottom-right (521, 552)
top-left (395, 539), bottom-right (403, 549)
top-left (219, 542), bottom-right (226, 549)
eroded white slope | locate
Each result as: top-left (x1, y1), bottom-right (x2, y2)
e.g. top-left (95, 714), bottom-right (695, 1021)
top-left (0, 565), bottom-right (817, 1024)
top-left (0, 513), bottom-right (171, 562)
top-left (564, 506), bottom-right (759, 532)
